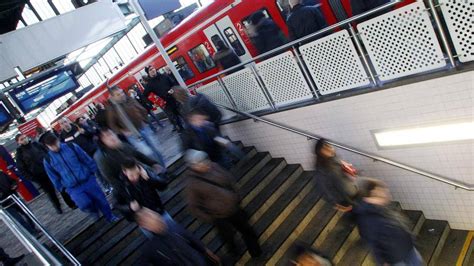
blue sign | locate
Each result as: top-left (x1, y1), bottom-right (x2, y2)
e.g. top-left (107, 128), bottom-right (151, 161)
top-left (138, 0), bottom-right (181, 20)
top-left (0, 104), bottom-right (13, 127)
top-left (9, 68), bottom-right (79, 113)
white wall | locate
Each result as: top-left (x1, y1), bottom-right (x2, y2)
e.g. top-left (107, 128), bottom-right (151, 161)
top-left (221, 71), bottom-right (474, 230)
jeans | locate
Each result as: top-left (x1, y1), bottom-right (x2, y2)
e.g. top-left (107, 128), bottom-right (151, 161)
top-left (66, 178), bottom-right (115, 221)
top-left (392, 248), bottom-right (423, 266)
top-left (126, 125), bottom-right (165, 167)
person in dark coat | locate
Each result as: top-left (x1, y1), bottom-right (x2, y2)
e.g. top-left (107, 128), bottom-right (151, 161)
top-left (250, 11), bottom-right (287, 54)
top-left (42, 134), bottom-right (117, 222)
top-left (314, 139), bottom-right (358, 211)
top-left (287, 0), bottom-right (328, 41)
top-left (15, 134), bottom-right (63, 213)
top-left (128, 86), bottom-right (164, 129)
top-left (172, 87), bottom-right (222, 127)
top-left (94, 102), bottom-right (108, 128)
top-left (0, 247), bottom-right (24, 266)
top-left (59, 117), bottom-right (97, 157)
top-left (212, 40), bottom-right (242, 72)
top-left (350, 0), bottom-right (391, 18)
top-left (0, 171), bottom-right (38, 235)
top-left (185, 150), bottom-right (262, 258)
top-left (143, 66), bottom-right (184, 131)
top-left (353, 178), bottom-right (423, 266)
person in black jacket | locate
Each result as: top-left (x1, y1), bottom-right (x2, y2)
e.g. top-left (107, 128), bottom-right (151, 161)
top-left (128, 86), bottom-right (164, 129)
top-left (172, 87), bottom-right (222, 128)
top-left (59, 117), bottom-right (97, 156)
top-left (212, 40), bottom-right (242, 72)
top-left (350, 0), bottom-right (391, 18)
top-left (353, 179), bottom-right (423, 266)
top-left (15, 134), bottom-right (63, 213)
top-left (287, 0), bottom-right (328, 41)
top-left (143, 66), bottom-right (184, 131)
top-left (250, 11), bottom-right (287, 54)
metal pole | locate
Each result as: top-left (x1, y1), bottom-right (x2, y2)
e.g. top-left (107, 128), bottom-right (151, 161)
top-left (217, 77), bottom-right (239, 110)
top-left (348, 25), bottom-right (377, 85)
top-left (11, 195), bottom-right (81, 265)
top-left (130, 0), bottom-right (188, 89)
top-left (427, 0), bottom-right (455, 67)
top-left (249, 65), bottom-right (276, 110)
top-left (0, 209), bottom-right (61, 265)
top-left (291, 46), bottom-right (320, 99)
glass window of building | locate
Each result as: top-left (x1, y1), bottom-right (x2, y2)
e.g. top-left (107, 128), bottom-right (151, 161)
top-left (103, 49), bottom-right (123, 71)
top-left (22, 5), bottom-right (40, 25)
top-left (30, 0), bottom-right (56, 20)
top-left (127, 24), bottom-right (147, 52)
top-left (173, 57), bottom-right (194, 81)
top-left (115, 37), bottom-right (138, 63)
top-left (86, 69), bottom-right (102, 85)
top-left (187, 44), bottom-right (215, 73)
top-left (52, 0), bottom-right (75, 14)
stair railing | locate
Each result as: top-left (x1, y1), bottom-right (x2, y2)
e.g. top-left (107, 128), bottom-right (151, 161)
top-left (216, 104), bottom-right (474, 191)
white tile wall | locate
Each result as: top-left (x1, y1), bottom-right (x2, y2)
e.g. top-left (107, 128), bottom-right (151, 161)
top-left (221, 71), bottom-right (474, 230)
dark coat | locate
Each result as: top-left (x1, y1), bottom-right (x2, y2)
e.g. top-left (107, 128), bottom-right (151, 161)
top-left (315, 157), bottom-right (357, 206)
top-left (287, 4), bottom-right (327, 40)
top-left (350, 0), bottom-right (390, 16)
top-left (252, 18), bottom-right (287, 54)
top-left (60, 124), bottom-right (97, 156)
top-left (213, 48), bottom-right (241, 71)
top-left (353, 201), bottom-right (414, 264)
top-left (106, 97), bottom-right (148, 133)
top-left (15, 141), bottom-right (49, 181)
top-left (0, 172), bottom-right (16, 202)
top-left (113, 165), bottom-right (167, 221)
top-left (181, 94), bottom-right (222, 125)
top-left (181, 123), bottom-right (223, 163)
top-left (144, 74), bottom-right (179, 110)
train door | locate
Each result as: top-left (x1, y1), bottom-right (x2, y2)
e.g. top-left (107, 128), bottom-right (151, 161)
top-left (203, 16), bottom-right (253, 63)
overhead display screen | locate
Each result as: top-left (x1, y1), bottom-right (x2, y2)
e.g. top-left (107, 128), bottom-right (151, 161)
top-left (0, 103), bottom-right (13, 127)
top-left (9, 68), bottom-right (79, 113)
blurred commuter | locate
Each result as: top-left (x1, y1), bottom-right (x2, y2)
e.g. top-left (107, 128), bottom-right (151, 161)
top-left (95, 128), bottom-right (165, 187)
top-left (143, 66), bottom-right (184, 132)
top-left (287, 0), bottom-right (327, 41)
top-left (212, 40), bottom-right (242, 72)
top-left (250, 11), bottom-right (287, 54)
top-left (172, 87), bottom-right (222, 128)
top-left (0, 247), bottom-right (24, 266)
top-left (94, 102), bottom-right (108, 128)
top-left (185, 150), bottom-right (261, 258)
top-left (128, 86), bottom-right (164, 129)
top-left (59, 117), bottom-right (97, 157)
top-left (289, 243), bottom-right (332, 266)
top-left (314, 139), bottom-right (358, 211)
top-left (0, 171), bottom-right (39, 235)
top-left (353, 179), bottom-right (423, 266)
top-left (75, 116), bottom-right (98, 136)
top-left (350, 0), bottom-right (391, 17)
top-left (106, 86), bottom-right (165, 167)
top-left (42, 134), bottom-right (117, 222)
top-left (15, 134), bottom-right (63, 213)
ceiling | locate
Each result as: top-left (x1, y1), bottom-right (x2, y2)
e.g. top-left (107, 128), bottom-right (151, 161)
top-left (0, 0), bottom-right (26, 34)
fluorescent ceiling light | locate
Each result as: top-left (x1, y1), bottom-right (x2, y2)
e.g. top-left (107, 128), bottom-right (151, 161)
top-left (374, 122), bottom-right (474, 147)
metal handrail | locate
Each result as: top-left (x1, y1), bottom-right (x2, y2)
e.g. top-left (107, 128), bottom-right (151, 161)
top-left (0, 194), bottom-right (81, 265)
top-left (217, 104), bottom-right (474, 191)
top-left (188, 0), bottom-right (402, 88)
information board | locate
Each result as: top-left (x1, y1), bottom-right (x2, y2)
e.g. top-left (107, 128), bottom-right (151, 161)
top-left (0, 103), bottom-right (13, 127)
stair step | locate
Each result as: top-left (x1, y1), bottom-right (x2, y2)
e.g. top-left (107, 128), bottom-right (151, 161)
top-left (314, 211), bottom-right (356, 260)
top-left (95, 228), bottom-right (142, 265)
top-left (104, 233), bottom-right (146, 266)
top-left (436, 230), bottom-right (471, 266)
top-left (417, 219), bottom-right (450, 265)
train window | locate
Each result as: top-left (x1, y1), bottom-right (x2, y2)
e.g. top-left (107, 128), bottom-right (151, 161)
top-left (223, 27), bottom-right (246, 56)
top-left (187, 44), bottom-right (216, 73)
top-left (173, 57), bottom-right (194, 81)
top-left (211, 34), bottom-right (223, 48)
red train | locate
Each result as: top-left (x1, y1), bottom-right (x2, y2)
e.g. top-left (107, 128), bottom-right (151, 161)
top-left (55, 0), bottom-right (414, 126)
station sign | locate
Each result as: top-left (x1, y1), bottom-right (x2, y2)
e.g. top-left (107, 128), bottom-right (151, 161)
top-left (138, 0), bottom-right (181, 20)
top-left (0, 103), bottom-right (14, 127)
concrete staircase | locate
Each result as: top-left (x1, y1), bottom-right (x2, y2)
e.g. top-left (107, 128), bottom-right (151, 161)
top-left (59, 142), bottom-right (473, 265)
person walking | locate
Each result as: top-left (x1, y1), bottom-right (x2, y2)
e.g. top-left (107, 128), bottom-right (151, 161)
top-left (185, 150), bottom-right (262, 258)
top-left (172, 87), bottom-right (222, 128)
top-left (212, 40), bottom-right (242, 72)
top-left (59, 117), bottom-right (97, 157)
top-left (287, 0), bottom-right (327, 41)
top-left (250, 11), bottom-right (287, 54)
top-left (42, 134), bottom-right (117, 222)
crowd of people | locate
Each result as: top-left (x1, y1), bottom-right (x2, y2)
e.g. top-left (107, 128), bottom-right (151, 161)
top-left (0, 1), bottom-right (419, 265)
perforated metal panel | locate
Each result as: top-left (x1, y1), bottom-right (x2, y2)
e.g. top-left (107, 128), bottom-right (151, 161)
top-left (438, 0), bottom-right (473, 63)
top-left (222, 68), bottom-right (270, 113)
top-left (357, 2), bottom-right (446, 81)
top-left (299, 30), bottom-right (370, 95)
top-left (195, 81), bottom-right (235, 120)
top-left (255, 51), bottom-right (313, 106)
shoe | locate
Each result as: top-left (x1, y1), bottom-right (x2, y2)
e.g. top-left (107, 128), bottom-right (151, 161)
top-left (108, 216), bottom-right (120, 223)
top-left (5, 254), bottom-right (25, 266)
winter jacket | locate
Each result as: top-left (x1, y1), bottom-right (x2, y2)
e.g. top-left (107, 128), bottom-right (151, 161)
top-left (350, 0), bottom-right (391, 17)
top-left (315, 157), bottom-right (358, 206)
top-left (352, 201), bottom-right (414, 264)
top-left (180, 94), bottom-right (222, 125)
top-left (185, 163), bottom-right (239, 222)
top-left (144, 74), bottom-right (179, 110)
top-left (287, 4), bottom-right (327, 41)
top-left (213, 48), bottom-right (242, 71)
top-left (252, 18), bottom-right (287, 54)
top-left (106, 97), bottom-right (148, 134)
top-left (15, 141), bottom-right (49, 181)
top-left (94, 143), bottom-right (158, 187)
top-left (181, 122), bottom-right (223, 163)
top-left (43, 143), bottom-right (97, 192)
top-left (60, 124), bottom-right (97, 156)
top-left (0, 172), bottom-right (16, 202)
top-left (113, 165), bottom-right (167, 221)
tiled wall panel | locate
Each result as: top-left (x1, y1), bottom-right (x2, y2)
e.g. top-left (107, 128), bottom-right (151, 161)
top-left (221, 71), bottom-right (474, 230)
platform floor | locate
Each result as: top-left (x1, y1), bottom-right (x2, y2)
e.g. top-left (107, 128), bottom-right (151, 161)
top-left (0, 121), bottom-right (182, 261)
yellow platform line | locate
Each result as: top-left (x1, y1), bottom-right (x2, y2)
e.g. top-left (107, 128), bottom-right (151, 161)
top-left (456, 231), bottom-right (474, 266)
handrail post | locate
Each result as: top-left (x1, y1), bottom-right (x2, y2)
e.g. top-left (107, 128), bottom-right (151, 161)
top-left (427, 0), bottom-right (456, 67)
top-left (291, 46), bottom-right (320, 99)
top-left (217, 76), bottom-right (239, 111)
top-left (11, 195), bottom-right (81, 265)
top-left (249, 64), bottom-right (276, 110)
top-left (348, 25), bottom-right (377, 85)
